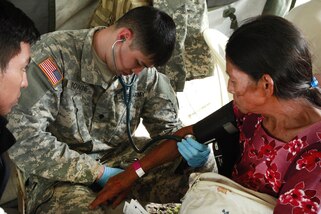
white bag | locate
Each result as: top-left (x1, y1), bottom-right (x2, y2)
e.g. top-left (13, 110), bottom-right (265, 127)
top-left (179, 172), bottom-right (277, 214)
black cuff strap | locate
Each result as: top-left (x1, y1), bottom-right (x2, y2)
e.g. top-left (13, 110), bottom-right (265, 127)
top-left (193, 101), bottom-right (240, 177)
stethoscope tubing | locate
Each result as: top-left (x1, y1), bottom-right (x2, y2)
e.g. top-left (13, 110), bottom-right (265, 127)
top-left (112, 39), bottom-right (182, 153)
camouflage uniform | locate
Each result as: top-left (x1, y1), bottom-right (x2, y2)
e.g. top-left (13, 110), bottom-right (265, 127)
top-left (6, 27), bottom-right (189, 213)
top-left (89, 0), bottom-right (214, 92)
top-left (89, 0), bottom-right (152, 27)
top-left (154, 0), bottom-right (214, 91)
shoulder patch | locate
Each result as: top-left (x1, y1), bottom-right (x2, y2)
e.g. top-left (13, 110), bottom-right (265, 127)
top-left (38, 57), bottom-right (63, 87)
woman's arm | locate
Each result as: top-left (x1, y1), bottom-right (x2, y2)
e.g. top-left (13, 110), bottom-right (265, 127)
top-left (90, 125), bottom-right (193, 209)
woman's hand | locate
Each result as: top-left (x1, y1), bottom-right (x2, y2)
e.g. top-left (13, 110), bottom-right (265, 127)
top-left (90, 125), bottom-right (194, 209)
top-left (89, 167), bottom-right (138, 209)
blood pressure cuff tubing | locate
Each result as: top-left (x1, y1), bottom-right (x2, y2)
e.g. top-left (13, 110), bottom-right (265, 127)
top-left (193, 101), bottom-right (240, 177)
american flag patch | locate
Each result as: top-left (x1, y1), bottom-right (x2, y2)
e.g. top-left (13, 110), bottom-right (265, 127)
top-left (38, 57), bottom-right (63, 87)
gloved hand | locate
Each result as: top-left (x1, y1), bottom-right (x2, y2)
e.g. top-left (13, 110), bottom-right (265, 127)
top-left (96, 166), bottom-right (124, 187)
top-left (177, 138), bottom-right (210, 168)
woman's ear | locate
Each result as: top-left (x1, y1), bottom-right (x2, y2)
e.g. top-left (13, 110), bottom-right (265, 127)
top-left (260, 74), bottom-right (274, 97)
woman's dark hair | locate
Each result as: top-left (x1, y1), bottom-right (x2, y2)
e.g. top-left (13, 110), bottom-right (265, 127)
top-left (226, 15), bottom-right (321, 107)
top-left (0, 0), bottom-right (40, 72)
top-left (115, 6), bottom-right (176, 67)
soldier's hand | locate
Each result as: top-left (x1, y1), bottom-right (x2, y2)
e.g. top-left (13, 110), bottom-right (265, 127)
top-left (177, 138), bottom-right (210, 167)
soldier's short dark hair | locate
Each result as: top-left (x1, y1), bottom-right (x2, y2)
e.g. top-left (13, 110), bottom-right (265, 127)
top-left (0, 0), bottom-right (40, 72)
top-left (115, 6), bottom-right (176, 67)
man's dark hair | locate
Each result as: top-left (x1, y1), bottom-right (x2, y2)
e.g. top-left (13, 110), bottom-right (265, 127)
top-left (115, 6), bottom-right (176, 66)
top-left (0, 0), bottom-right (40, 71)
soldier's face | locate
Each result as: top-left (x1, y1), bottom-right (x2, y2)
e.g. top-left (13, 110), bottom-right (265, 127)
top-left (113, 39), bottom-right (154, 76)
top-left (0, 42), bottom-right (30, 115)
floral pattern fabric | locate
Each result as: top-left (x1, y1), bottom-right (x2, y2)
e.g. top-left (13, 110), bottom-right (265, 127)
top-left (232, 106), bottom-right (321, 214)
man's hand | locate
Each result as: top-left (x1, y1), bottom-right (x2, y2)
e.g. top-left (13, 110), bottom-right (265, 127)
top-left (90, 168), bottom-right (137, 209)
top-left (177, 138), bottom-right (210, 167)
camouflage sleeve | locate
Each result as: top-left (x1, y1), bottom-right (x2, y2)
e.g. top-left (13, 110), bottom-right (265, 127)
top-left (154, 0), bottom-right (214, 92)
top-left (7, 60), bottom-right (101, 184)
top-left (141, 71), bottom-right (183, 137)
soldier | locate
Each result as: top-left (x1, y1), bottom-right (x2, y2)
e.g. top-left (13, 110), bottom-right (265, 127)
top-left (7, 6), bottom-right (211, 214)
top-left (0, 0), bottom-right (39, 212)
top-left (89, 0), bottom-right (214, 92)
top-left (0, 1), bottom-right (40, 206)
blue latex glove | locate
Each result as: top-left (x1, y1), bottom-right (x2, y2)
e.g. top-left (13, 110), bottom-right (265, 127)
top-left (96, 166), bottom-right (124, 187)
top-left (177, 138), bottom-right (210, 168)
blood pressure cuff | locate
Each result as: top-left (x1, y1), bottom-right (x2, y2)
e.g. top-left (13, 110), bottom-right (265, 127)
top-left (193, 101), bottom-right (240, 177)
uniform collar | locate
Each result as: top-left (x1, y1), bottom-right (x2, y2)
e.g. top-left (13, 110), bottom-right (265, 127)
top-left (80, 27), bottom-right (114, 88)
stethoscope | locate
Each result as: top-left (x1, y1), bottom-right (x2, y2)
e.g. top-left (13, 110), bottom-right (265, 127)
top-left (112, 39), bottom-right (182, 153)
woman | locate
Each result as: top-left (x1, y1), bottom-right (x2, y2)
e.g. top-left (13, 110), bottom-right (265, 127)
top-left (91, 15), bottom-right (321, 213)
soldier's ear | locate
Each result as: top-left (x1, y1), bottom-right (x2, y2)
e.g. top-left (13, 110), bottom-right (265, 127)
top-left (118, 28), bottom-right (132, 42)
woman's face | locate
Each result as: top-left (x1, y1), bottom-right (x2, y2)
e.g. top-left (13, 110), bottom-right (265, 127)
top-left (226, 59), bottom-right (264, 114)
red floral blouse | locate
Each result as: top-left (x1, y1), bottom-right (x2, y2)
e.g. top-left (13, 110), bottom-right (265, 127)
top-left (232, 106), bottom-right (321, 214)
